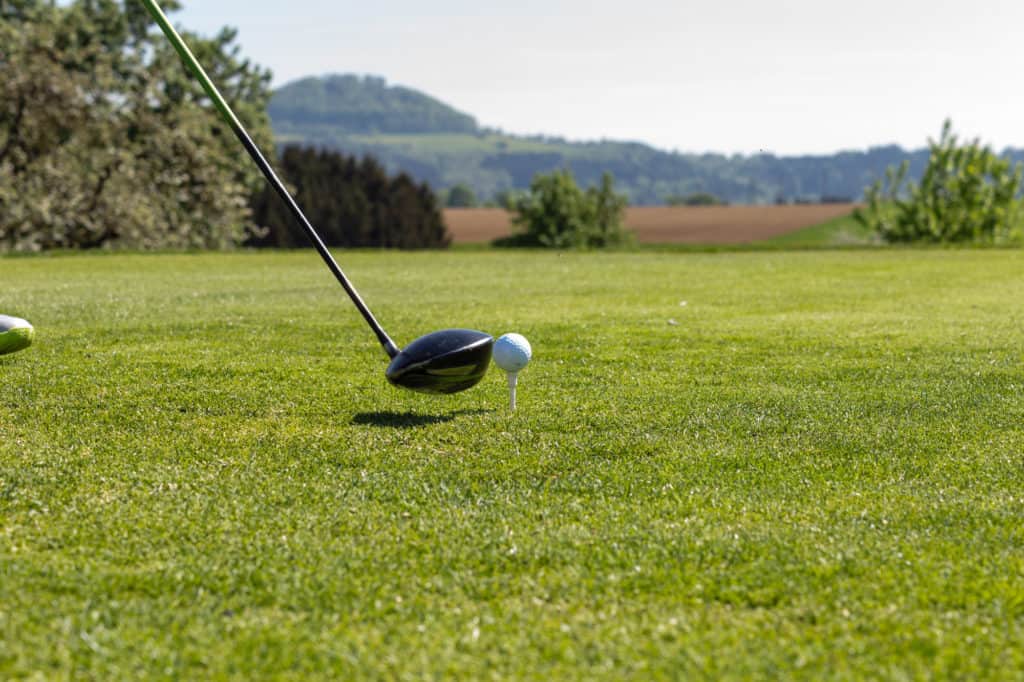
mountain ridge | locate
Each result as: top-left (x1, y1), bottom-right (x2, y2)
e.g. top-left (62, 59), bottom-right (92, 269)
top-left (268, 74), bottom-right (1024, 205)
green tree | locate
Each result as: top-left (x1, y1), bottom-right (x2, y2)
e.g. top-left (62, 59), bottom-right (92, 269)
top-left (498, 170), bottom-right (630, 249)
top-left (492, 189), bottom-right (524, 210)
top-left (445, 183), bottom-right (478, 208)
top-left (856, 120), bottom-right (1024, 244)
top-left (0, 0), bottom-right (273, 252)
top-left (249, 146), bottom-right (450, 249)
top-left (590, 172), bottom-right (629, 246)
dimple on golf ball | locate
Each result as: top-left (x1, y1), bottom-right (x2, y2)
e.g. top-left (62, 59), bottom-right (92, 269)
top-left (493, 333), bottom-right (531, 373)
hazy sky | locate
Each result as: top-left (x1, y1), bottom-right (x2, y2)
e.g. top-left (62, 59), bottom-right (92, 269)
top-left (177, 0), bottom-right (1024, 156)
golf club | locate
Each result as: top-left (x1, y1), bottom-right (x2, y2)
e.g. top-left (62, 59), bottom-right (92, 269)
top-left (0, 315), bottom-right (34, 356)
top-left (141, 0), bottom-right (492, 395)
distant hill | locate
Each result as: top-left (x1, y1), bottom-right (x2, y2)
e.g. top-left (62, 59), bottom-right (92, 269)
top-left (268, 75), bottom-right (1024, 206)
top-left (270, 75), bottom-right (478, 135)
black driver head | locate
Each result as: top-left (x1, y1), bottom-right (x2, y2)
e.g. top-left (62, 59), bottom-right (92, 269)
top-left (385, 329), bottom-right (493, 395)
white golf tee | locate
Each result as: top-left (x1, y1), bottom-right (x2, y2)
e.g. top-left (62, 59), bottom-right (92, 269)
top-left (507, 372), bottom-right (519, 411)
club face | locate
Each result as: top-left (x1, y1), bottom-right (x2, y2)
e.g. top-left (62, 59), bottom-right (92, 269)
top-left (386, 329), bottom-right (493, 395)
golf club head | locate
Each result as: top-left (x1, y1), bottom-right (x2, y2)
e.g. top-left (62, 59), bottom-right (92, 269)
top-left (386, 329), bottom-right (493, 395)
top-left (0, 315), bottom-right (34, 356)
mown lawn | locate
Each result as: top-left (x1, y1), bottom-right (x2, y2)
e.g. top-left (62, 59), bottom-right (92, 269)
top-left (2, 249), bottom-right (1023, 679)
top-left (763, 212), bottom-right (875, 247)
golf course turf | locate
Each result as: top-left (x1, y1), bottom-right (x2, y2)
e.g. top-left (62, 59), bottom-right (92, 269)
top-left (2, 249), bottom-right (1023, 678)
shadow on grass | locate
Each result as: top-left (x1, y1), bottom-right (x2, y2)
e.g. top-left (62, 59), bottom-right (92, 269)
top-left (352, 409), bottom-right (493, 428)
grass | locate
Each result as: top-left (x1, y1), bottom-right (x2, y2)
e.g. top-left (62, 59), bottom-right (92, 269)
top-left (2, 249), bottom-right (1024, 679)
top-left (762, 211), bottom-right (875, 248)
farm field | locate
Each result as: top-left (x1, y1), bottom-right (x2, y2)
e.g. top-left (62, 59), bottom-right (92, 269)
top-left (3, 249), bottom-right (1024, 678)
top-left (444, 203), bottom-right (861, 244)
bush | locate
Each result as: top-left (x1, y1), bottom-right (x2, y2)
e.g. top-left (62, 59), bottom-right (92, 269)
top-left (0, 0), bottom-right (273, 252)
top-left (249, 146), bottom-right (450, 249)
top-left (667, 192), bottom-right (725, 206)
top-left (444, 183), bottom-right (478, 208)
top-left (855, 120), bottom-right (1024, 244)
top-left (497, 170), bottom-right (631, 249)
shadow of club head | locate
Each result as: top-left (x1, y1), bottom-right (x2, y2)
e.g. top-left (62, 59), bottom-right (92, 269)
top-left (351, 408), bottom-right (495, 428)
top-left (385, 329), bottom-right (493, 395)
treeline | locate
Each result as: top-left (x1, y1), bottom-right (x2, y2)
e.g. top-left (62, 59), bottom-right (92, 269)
top-left (250, 146), bottom-right (449, 249)
top-left (300, 131), bottom-right (944, 207)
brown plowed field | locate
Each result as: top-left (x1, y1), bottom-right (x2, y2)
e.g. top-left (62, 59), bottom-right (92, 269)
top-left (444, 204), bottom-right (859, 244)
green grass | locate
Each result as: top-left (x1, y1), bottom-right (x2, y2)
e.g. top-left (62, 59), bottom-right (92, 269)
top-left (3, 249), bottom-right (1024, 679)
top-left (763, 211), bottom-right (875, 248)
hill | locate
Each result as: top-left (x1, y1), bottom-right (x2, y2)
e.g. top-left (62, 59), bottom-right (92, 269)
top-left (270, 75), bottom-right (478, 136)
top-left (268, 75), bottom-right (1024, 206)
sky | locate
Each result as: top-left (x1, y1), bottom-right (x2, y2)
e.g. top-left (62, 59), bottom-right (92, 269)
top-left (176, 0), bottom-right (1024, 156)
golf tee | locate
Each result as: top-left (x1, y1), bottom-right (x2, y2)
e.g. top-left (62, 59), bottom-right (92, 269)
top-left (507, 372), bottom-right (519, 411)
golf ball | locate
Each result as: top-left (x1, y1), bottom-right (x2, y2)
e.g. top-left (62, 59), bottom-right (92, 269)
top-left (493, 333), bottom-right (531, 373)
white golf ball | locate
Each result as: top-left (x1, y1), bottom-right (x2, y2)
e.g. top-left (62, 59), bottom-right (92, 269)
top-left (493, 333), bottom-right (532, 373)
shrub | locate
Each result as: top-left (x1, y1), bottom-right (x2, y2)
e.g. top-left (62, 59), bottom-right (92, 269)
top-left (249, 146), bottom-right (450, 249)
top-left (667, 192), bottom-right (725, 206)
top-left (856, 120), bottom-right (1024, 244)
top-left (444, 183), bottom-right (478, 208)
top-left (497, 170), bottom-right (631, 248)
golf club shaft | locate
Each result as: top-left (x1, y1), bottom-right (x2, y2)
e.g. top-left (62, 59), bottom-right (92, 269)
top-left (140, 0), bottom-right (400, 359)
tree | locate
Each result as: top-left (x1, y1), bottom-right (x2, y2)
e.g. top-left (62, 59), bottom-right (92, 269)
top-left (855, 120), bottom-right (1024, 244)
top-left (0, 0), bottom-right (273, 252)
top-left (492, 189), bottom-right (524, 210)
top-left (590, 172), bottom-right (629, 246)
top-left (497, 170), bottom-right (631, 249)
top-left (666, 192), bottom-right (725, 206)
top-left (445, 183), bottom-right (478, 208)
top-left (249, 146), bottom-right (450, 249)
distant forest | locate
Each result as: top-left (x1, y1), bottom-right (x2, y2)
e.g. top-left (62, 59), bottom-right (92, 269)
top-left (269, 75), bottom-right (1024, 206)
